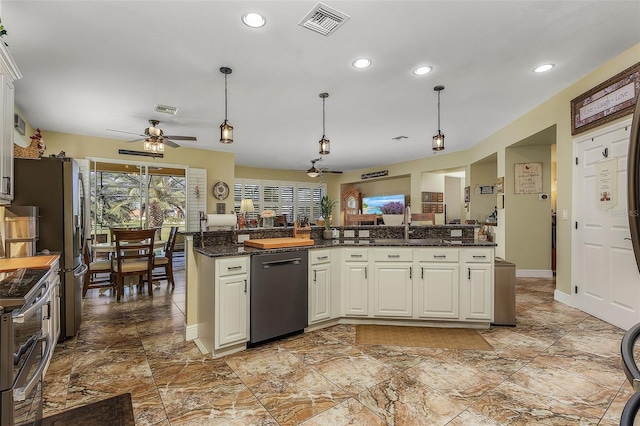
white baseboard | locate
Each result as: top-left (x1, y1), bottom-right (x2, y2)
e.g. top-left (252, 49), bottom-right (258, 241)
top-left (184, 323), bottom-right (198, 341)
top-left (516, 269), bottom-right (554, 278)
top-left (554, 289), bottom-right (573, 307)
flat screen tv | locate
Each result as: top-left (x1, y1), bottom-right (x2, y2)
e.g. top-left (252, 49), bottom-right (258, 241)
top-left (362, 194), bottom-right (405, 214)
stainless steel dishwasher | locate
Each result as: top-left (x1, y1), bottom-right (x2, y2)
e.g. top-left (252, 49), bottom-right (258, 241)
top-left (249, 251), bottom-right (308, 345)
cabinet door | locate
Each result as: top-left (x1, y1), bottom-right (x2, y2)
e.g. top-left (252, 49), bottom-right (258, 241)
top-left (462, 263), bottom-right (493, 321)
top-left (416, 263), bottom-right (459, 319)
top-left (309, 263), bottom-right (331, 323)
top-left (0, 75), bottom-right (11, 203)
top-left (373, 263), bottom-right (412, 317)
top-left (344, 262), bottom-right (369, 316)
top-left (216, 273), bottom-right (248, 348)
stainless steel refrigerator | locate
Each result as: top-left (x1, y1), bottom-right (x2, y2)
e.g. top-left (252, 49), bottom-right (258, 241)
top-left (12, 157), bottom-right (86, 340)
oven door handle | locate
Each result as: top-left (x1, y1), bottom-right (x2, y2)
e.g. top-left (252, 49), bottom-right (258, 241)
top-left (12, 281), bottom-right (52, 324)
top-left (13, 332), bottom-right (53, 402)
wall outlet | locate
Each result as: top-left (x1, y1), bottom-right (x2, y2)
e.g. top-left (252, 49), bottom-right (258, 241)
top-left (344, 230), bottom-right (355, 238)
top-left (237, 234), bottom-right (250, 243)
top-left (450, 229), bottom-right (462, 237)
top-left (358, 230), bottom-right (370, 238)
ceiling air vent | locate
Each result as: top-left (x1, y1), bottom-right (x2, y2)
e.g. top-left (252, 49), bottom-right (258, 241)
top-left (154, 104), bottom-right (179, 115)
top-left (298, 2), bottom-right (350, 37)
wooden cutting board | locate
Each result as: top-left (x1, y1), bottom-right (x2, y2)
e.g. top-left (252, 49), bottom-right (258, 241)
top-left (243, 237), bottom-right (315, 249)
top-left (0, 255), bottom-right (60, 271)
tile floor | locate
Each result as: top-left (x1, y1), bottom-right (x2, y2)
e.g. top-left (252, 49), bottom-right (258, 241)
top-left (43, 263), bottom-right (638, 425)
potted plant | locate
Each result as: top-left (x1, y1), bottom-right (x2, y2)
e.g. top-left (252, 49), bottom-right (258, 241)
top-left (380, 201), bottom-right (405, 226)
top-left (320, 195), bottom-right (338, 239)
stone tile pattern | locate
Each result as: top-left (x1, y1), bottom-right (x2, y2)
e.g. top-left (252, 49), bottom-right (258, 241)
top-left (43, 266), bottom-right (637, 425)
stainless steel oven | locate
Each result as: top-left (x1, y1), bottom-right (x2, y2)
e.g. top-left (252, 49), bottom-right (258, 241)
top-left (0, 269), bottom-right (53, 426)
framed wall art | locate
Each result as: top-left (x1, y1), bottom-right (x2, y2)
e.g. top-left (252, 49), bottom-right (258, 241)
top-left (514, 162), bottom-right (543, 194)
top-left (570, 61), bottom-right (640, 135)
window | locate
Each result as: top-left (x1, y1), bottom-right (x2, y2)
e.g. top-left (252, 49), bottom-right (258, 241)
top-left (234, 179), bottom-right (326, 223)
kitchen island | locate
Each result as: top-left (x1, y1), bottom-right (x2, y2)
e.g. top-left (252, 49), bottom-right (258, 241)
top-left (183, 225), bottom-right (496, 358)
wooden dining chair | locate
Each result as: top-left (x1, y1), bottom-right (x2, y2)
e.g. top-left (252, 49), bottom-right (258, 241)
top-left (411, 213), bottom-right (436, 225)
top-left (82, 239), bottom-right (115, 297)
top-left (152, 226), bottom-right (178, 288)
top-left (111, 228), bottom-right (156, 301)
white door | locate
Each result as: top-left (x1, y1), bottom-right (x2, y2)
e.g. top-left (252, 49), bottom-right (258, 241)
top-left (309, 263), bottom-right (331, 323)
top-left (417, 263), bottom-right (460, 319)
top-left (373, 263), bottom-right (413, 317)
top-left (574, 121), bottom-right (639, 330)
top-left (344, 262), bottom-right (369, 316)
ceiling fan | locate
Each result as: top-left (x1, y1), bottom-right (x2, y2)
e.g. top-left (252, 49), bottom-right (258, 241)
top-left (106, 119), bottom-right (197, 149)
top-left (305, 158), bottom-right (343, 177)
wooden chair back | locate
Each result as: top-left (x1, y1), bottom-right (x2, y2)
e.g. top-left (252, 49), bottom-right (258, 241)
top-left (345, 213), bottom-right (377, 226)
top-left (411, 213), bottom-right (435, 224)
top-left (112, 228), bottom-right (155, 301)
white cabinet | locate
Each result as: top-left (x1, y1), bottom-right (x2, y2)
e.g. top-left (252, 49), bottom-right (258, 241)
top-left (0, 44), bottom-right (20, 204)
top-left (462, 249), bottom-right (494, 321)
top-left (309, 249), bottom-right (331, 324)
top-left (196, 254), bottom-right (250, 357)
top-left (343, 248), bottom-right (369, 316)
top-left (416, 249), bottom-right (460, 319)
top-left (373, 248), bottom-right (413, 317)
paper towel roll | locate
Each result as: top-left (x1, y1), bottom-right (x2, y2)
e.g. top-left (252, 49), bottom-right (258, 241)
top-left (206, 214), bottom-right (237, 228)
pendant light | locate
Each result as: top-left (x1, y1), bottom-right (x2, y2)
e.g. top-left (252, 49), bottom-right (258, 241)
top-left (219, 67), bottom-right (233, 144)
top-left (318, 92), bottom-right (330, 155)
top-left (432, 85), bottom-right (445, 151)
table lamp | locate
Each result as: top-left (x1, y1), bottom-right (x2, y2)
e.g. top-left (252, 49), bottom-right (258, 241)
top-left (239, 199), bottom-right (254, 229)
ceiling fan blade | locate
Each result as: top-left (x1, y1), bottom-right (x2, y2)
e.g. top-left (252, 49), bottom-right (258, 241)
top-left (163, 138), bottom-right (181, 148)
top-left (164, 135), bottom-right (197, 141)
top-left (106, 129), bottom-right (146, 137)
top-left (323, 170), bottom-right (343, 174)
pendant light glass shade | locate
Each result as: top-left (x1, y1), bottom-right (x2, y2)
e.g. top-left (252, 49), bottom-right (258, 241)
top-left (318, 93), bottom-right (330, 155)
top-left (219, 67), bottom-right (233, 144)
top-left (432, 85), bottom-right (445, 151)
top-left (143, 138), bottom-right (164, 152)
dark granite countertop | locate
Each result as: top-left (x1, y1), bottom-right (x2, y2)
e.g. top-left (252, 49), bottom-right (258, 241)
top-left (195, 238), bottom-right (496, 258)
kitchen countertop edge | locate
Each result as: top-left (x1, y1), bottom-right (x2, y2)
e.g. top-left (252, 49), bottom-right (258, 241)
top-left (195, 239), bottom-right (497, 258)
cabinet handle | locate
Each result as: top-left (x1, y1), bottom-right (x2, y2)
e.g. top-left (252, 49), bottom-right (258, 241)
top-left (388, 254), bottom-right (400, 258)
top-left (227, 265), bottom-right (242, 271)
top-left (244, 279), bottom-right (247, 293)
top-left (468, 268), bottom-right (471, 279)
top-left (317, 255), bottom-right (328, 260)
top-left (409, 267), bottom-right (412, 279)
top-left (421, 267), bottom-right (424, 280)
top-left (351, 254), bottom-right (363, 258)
top-left (313, 270), bottom-right (317, 282)
top-left (2, 176), bottom-right (9, 195)
top-left (472, 255), bottom-right (487, 259)
top-left (364, 266), bottom-right (368, 279)
top-left (433, 255), bottom-right (446, 258)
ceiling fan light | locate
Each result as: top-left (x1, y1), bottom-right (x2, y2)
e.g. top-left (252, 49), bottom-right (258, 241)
top-left (220, 120), bottom-right (233, 144)
top-left (307, 167), bottom-right (320, 178)
top-left (319, 137), bottom-right (330, 155)
top-left (143, 140), bottom-right (152, 151)
top-left (157, 141), bottom-right (164, 152)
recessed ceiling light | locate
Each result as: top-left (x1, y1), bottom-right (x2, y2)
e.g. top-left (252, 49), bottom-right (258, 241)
top-left (533, 63), bottom-right (555, 73)
top-left (242, 12), bottom-right (266, 28)
top-left (413, 66), bottom-right (432, 75)
top-left (352, 58), bottom-right (371, 69)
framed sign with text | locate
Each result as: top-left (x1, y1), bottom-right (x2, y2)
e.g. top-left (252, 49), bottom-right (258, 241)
top-left (570, 62), bottom-right (640, 135)
top-left (515, 162), bottom-right (543, 194)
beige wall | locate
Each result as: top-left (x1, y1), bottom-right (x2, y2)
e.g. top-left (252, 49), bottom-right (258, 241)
top-left (505, 145), bottom-right (552, 270)
top-left (470, 159), bottom-right (497, 223)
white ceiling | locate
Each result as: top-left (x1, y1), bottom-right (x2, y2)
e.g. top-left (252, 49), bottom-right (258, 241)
top-left (3, 1), bottom-right (639, 174)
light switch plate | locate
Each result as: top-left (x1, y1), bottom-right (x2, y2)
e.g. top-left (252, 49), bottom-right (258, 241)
top-left (344, 230), bottom-right (355, 238)
top-left (358, 230), bottom-right (370, 238)
top-left (237, 234), bottom-right (250, 243)
top-left (450, 229), bottom-right (462, 237)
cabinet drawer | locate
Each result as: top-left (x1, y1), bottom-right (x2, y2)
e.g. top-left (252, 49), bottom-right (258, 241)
top-left (417, 248), bottom-right (460, 262)
top-left (310, 249), bottom-right (331, 265)
top-left (374, 248), bottom-right (413, 262)
top-left (344, 248), bottom-right (369, 261)
top-left (464, 249), bottom-right (492, 263)
top-left (217, 256), bottom-right (249, 276)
